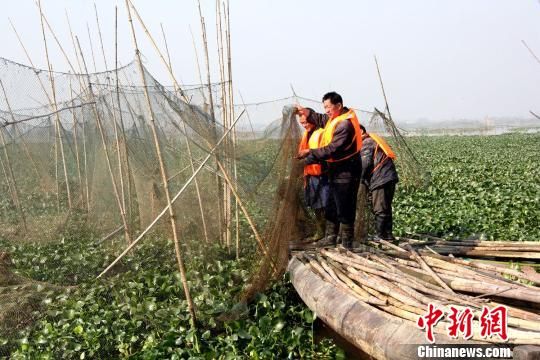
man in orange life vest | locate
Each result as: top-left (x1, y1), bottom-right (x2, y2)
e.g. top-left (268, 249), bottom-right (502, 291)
top-left (296, 92), bottom-right (362, 249)
top-left (298, 114), bottom-right (329, 241)
top-left (359, 124), bottom-right (399, 240)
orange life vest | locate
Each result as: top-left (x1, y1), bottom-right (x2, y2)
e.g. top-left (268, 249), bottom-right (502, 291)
top-left (368, 132), bottom-right (396, 174)
top-left (369, 133), bottom-right (396, 159)
top-left (319, 109), bottom-right (362, 162)
top-left (299, 128), bottom-right (324, 176)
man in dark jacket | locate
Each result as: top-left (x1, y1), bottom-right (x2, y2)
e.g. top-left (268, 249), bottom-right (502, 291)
top-left (296, 92), bottom-right (362, 249)
top-left (360, 125), bottom-right (399, 240)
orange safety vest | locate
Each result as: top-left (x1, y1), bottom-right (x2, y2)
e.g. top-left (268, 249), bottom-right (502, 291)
top-left (319, 109), bottom-right (362, 162)
top-left (299, 128), bottom-right (324, 176)
top-left (368, 132), bottom-right (396, 174)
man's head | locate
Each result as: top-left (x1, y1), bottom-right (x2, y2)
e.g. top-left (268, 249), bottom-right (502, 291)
top-left (360, 124), bottom-right (367, 138)
top-left (299, 114), bottom-right (315, 132)
top-left (322, 91), bottom-right (344, 119)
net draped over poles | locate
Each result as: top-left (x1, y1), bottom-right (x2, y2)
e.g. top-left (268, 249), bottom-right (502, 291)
top-left (0, 55), bottom-right (424, 352)
top-left (0, 56), bottom-right (330, 342)
top-left (0, 56), bottom-right (311, 243)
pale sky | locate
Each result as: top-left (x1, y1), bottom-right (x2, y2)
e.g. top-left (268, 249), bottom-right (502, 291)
top-left (1, 0), bottom-right (540, 122)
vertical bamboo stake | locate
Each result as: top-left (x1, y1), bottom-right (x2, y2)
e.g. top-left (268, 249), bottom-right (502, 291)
top-left (224, 0), bottom-right (240, 259)
top-left (38, 0), bottom-right (73, 209)
top-left (216, 0), bottom-right (231, 250)
top-left (0, 77), bottom-right (41, 180)
top-left (87, 23), bottom-right (98, 73)
top-left (189, 25), bottom-right (207, 103)
top-left (125, 0), bottom-right (210, 244)
top-left (8, 18), bottom-right (53, 105)
top-left (97, 110), bottom-right (246, 279)
top-left (35, 1), bottom-right (78, 74)
top-left (115, 6), bottom-right (135, 234)
top-left (125, 0), bottom-right (197, 327)
top-left (65, 11), bottom-right (91, 212)
top-left (68, 76), bottom-right (85, 207)
top-left (76, 36), bottom-right (133, 245)
top-left (0, 99), bottom-right (27, 232)
top-left (0, 151), bottom-right (15, 203)
top-left (160, 22), bottom-right (210, 245)
top-left (65, 10), bottom-right (84, 76)
top-left (0, 132), bottom-right (27, 232)
top-left (9, 18), bottom-right (58, 195)
top-left (197, 0), bottom-right (224, 245)
top-left (95, 2), bottom-right (131, 242)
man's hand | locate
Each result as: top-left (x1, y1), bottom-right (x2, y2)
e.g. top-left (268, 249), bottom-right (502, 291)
top-left (297, 149), bottom-right (310, 159)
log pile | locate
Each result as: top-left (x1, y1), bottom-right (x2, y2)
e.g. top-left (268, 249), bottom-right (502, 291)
top-left (296, 245), bottom-right (540, 345)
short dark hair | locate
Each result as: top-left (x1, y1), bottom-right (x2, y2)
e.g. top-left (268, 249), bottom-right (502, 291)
top-left (360, 124), bottom-right (367, 134)
top-left (322, 92), bottom-right (343, 105)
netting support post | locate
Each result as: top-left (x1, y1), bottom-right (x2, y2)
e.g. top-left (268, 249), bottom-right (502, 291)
top-left (126, 0), bottom-right (197, 328)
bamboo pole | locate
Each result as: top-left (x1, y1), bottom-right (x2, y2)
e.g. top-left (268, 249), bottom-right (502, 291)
top-left (97, 110), bottom-right (244, 279)
top-left (8, 18), bottom-right (59, 203)
top-left (428, 253), bottom-right (540, 286)
top-left (8, 18), bottom-right (53, 105)
top-left (86, 23), bottom-right (98, 73)
top-left (76, 36), bottom-right (132, 245)
top-left (189, 25), bottom-right (207, 103)
top-left (125, 0), bottom-right (197, 327)
top-left (215, 159), bottom-right (275, 269)
top-left (0, 154), bottom-right (15, 203)
top-left (64, 12), bottom-right (91, 212)
top-left (224, 0), bottom-right (239, 257)
top-left (216, 0), bottom-right (232, 251)
top-left (114, 6), bottom-right (135, 235)
top-left (0, 115), bottom-right (27, 232)
top-left (0, 80), bottom-right (40, 181)
top-left (68, 76), bottom-right (84, 207)
top-left (126, 0), bottom-right (210, 244)
top-left (197, 0), bottom-right (224, 245)
top-left (159, 22), bottom-right (210, 245)
top-left (94, 3), bottom-right (131, 244)
top-left (37, 0), bottom-right (73, 209)
top-left (65, 10), bottom-right (84, 76)
top-left (404, 244), bottom-right (455, 293)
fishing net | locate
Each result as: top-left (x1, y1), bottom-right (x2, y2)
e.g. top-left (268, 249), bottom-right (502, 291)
top-left (0, 55), bottom-right (423, 356)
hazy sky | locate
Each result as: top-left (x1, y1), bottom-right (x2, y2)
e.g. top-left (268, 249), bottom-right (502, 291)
top-left (1, 0), bottom-right (539, 121)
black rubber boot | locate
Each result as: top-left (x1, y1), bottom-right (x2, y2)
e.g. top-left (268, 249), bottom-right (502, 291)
top-left (315, 220), bottom-right (339, 247)
top-left (339, 223), bottom-right (354, 249)
top-left (374, 215), bottom-right (386, 240)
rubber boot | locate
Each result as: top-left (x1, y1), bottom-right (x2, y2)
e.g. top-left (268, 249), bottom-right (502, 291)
top-left (374, 215), bottom-right (386, 241)
top-left (315, 220), bottom-right (338, 247)
top-left (339, 223), bottom-right (354, 249)
top-left (307, 209), bottom-right (326, 242)
top-left (383, 214), bottom-right (395, 240)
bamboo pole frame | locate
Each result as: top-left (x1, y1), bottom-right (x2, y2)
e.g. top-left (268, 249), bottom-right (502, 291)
top-left (75, 35), bottom-right (133, 245)
top-left (0, 86), bottom-right (27, 232)
top-left (97, 109), bottom-right (245, 280)
top-left (159, 23), bottom-right (210, 244)
top-left (126, 0), bottom-right (210, 244)
top-left (125, 0), bottom-right (197, 326)
top-left (37, 0), bottom-right (73, 209)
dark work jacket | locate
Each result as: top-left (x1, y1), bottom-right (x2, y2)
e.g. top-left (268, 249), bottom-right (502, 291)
top-left (304, 107), bottom-right (361, 180)
top-left (360, 135), bottom-right (399, 190)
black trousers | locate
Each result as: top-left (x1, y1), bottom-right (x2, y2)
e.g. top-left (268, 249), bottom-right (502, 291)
top-left (325, 177), bottom-right (360, 225)
top-left (370, 181), bottom-right (396, 238)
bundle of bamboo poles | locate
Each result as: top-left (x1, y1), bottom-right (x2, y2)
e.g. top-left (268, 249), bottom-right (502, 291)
top-left (399, 234), bottom-right (540, 260)
top-left (297, 246), bottom-right (540, 345)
